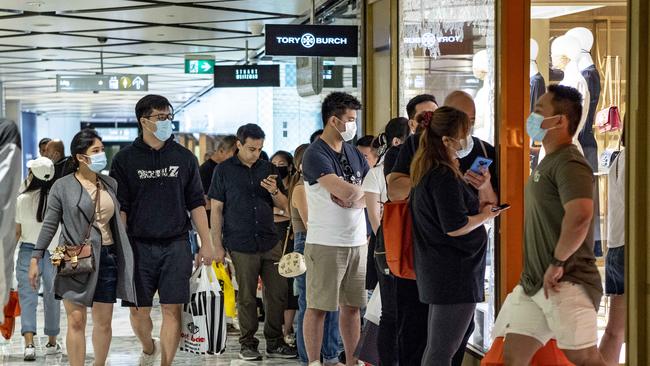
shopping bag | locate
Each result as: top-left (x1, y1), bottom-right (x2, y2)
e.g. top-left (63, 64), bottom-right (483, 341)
top-left (0, 290), bottom-right (20, 340)
top-left (212, 261), bottom-right (236, 318)
top-left (364, 285), bottom-right (382, 326)
top-left (179, 266), bottom-right (227, 355)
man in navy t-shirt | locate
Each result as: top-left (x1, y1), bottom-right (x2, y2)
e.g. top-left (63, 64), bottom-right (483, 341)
top-left (302, 92), bottom-right (369, 366)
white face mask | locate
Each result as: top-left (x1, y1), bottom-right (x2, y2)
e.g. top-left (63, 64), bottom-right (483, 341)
top-left (336, 119), bottom-right (357, 142)
top-left (456, 136), bottom-right (474, 159)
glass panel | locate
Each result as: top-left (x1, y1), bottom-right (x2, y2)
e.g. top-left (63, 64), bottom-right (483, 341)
top-left (399, 0), bottom-right (497, 353)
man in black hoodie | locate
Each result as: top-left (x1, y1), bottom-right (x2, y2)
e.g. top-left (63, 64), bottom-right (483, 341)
top-left (110, 94), bottom-right (219, 366)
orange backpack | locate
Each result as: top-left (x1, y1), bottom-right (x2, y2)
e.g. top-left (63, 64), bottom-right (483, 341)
top-left (381, 200), bottom-right (416, 280)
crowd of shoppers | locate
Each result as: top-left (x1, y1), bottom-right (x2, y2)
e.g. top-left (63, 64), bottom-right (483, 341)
top-left (0, 85), bottom-right (625, 366)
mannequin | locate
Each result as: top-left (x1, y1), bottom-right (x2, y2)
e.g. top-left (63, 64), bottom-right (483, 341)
top-left (472, 50), bottom-right (493, 145)
top-left (538, 35), bottom-right (590, 163)
top-left (567, 27), bottom-right (600, 172)
top-left (530, 39), bottom-right (546, 113)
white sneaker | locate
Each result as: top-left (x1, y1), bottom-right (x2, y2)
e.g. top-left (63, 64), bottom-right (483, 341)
top-left (24, 344), bottom-right (36, 361)
top-left (45, 342), bottom-right (62, 355)
top-left (138, 337), bottom-right (161, 366)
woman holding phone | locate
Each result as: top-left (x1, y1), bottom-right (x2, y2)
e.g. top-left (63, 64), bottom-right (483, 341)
top-left (409, 108), bottom-right (500, 365)
top-left (28, 129), bottom-right (137, 366)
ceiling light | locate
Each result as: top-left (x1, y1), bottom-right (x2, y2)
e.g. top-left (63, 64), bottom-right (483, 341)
top-left (157, 33), bottom-right (165, 37)
top-left (167, 14), bottom-right (175, 18)
top-left (33, 23), bottom-right (52, 27)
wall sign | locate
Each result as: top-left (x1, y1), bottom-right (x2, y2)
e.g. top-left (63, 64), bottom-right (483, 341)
top-left (265, 25), bottom-right (358, 57)
top-left (213, 65), bottom-right (280, 88)
top-left (402, 25), bottom-right (474, 55)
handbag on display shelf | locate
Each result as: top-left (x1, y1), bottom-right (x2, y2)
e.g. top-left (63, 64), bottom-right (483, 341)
top-left (596, 55), bottom-right (622, 133)
top-left (52, 179), bottom-right (100, 276)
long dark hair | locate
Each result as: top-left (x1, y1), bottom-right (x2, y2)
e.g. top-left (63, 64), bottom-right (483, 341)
top-left (288, 144), bottom-right (310, 205)
top-left (21, 173), bottom-right (50, 223)
top-left (70, 129), bottom-right (102, 170)
top-left (410, 107), bottom-right (471, 187)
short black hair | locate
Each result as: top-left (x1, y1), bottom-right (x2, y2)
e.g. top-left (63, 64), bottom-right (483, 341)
top-left (260, 151), bottom-right (269, 161)
top-left (309, 129), bottom-right (323, 143)
top-left (70, 129), bottom-right (102, 170)
top-left (236, 123), bottom-right (265, 144)
top-left (135, 94), bottom-right (173, 133)
top-left (356, 135), bottom-right (375, 147)
top-left (385, 117), bottom-right (409, 144)
top-left (38, 138), bottom-right (51, 148)
top-left (406, 94), bottom-right (437, 120)
top-left (321, 92), bottom-right (361, 127)
top-left (547, 85), bottom-right (583, 136)
top-left (217, 135), bottom-right (237, 151)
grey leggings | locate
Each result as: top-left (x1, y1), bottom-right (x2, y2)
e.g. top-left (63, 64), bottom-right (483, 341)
top-left (421, 303), bottom-right (476, 366)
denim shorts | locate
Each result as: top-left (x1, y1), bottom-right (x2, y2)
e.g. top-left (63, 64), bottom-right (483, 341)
top-left (605, 246), bottom-right (625, 295)
top-left (93, 245), bottom-right (118, 304)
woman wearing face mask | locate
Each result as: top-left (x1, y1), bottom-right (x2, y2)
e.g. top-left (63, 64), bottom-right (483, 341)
top-left (410, 108), bottom-right (499, 366)
top-left (270, 150), bottom-right (299, 346)
top-left (28, 129), bottom-right (137, 366)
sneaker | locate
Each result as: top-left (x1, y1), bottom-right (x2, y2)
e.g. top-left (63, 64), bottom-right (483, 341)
top-left (239, 345), bottom-right (263, 361)
top-left (138, 337), bottom-right (160, 366)
top-left (266, 343), bottom-right (298, 359)
top-left (284, 333), bottom-right (296, 347)
top-left (45, 342), bottom-right (62, 355)
top-left (24, 344), bottom-right (36, 361)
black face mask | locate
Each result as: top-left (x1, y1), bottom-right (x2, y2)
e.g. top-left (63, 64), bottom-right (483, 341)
top-left (277, 166), bottom-right (290, 179)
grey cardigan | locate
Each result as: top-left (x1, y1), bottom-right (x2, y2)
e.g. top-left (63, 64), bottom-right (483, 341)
top-left (33, 173), bottom-right (137, 307)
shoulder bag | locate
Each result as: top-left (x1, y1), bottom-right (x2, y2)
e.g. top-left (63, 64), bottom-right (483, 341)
top-left (277, 225), bottom-right (306, 278)
top-left (53, 179), bottom-right (100, 276)
top-left (596, 55), bottom-right (622, 133)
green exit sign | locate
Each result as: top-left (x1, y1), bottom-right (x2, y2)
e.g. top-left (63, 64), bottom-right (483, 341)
top-left (184, 59), bottom-right (215, 74)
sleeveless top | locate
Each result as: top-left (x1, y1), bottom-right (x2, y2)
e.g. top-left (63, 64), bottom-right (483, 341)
top-left (290, 179), bottom-right (307, 233)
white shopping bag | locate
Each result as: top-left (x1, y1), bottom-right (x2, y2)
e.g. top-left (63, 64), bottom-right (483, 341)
top-left (179, 265), bottom-right (227, 355)
top-left (364, 285), bottom-right (382, 325)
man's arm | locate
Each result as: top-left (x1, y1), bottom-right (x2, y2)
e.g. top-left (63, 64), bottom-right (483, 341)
top-left (210, 200), bottom-right (226, 258)
top-left (318, 174), bottom-right (364, 202)
top-left (387, 173), bottom-right (411, 201)
top-left (365, 192), bottom-right (381, 234)
top-left (554, 198), bottom-right (594, 261)
top-left (191, 205), bottom-right (223, 265)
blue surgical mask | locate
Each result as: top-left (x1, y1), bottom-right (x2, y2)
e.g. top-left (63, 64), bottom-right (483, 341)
top-left (84, 152), bottom-right (107, 173)
top-left (526, 113), bottom-right (557, 142)
top-left (152, 119), bottom-right (173, 142)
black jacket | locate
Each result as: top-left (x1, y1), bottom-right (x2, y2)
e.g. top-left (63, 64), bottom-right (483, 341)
top-left (109, 136), bottom-right (205, 241)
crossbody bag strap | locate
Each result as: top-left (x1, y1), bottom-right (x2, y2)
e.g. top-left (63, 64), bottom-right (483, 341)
top-left (479, 139), bottom-right (488, 157)
top-left (281, 225), bottom-right (291, 256)
top-left (81, 178), bottom-right (101, 241)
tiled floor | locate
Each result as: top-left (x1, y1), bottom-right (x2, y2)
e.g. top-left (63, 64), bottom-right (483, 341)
top-left (1, 302), bottom-right (302, 365)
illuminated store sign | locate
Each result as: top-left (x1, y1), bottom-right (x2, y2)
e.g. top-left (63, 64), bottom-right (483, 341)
top-left (265, 25), bottom-right (358, 57)
top-left (213, 65), bottom-right (280, 88)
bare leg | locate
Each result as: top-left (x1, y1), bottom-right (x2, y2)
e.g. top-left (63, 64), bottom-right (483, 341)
top-left (129, 307), bottom-right (155, 355)
top-left (563, 346), bottom-right (607, 366)
top-left (284, 309), bottom-right (296, 336)
top-left (47, 335), bottom-right (57, 345)
top-left (503, 333), bottom-right (543, 366)
top-left (303, 308), bottom-right (326, 363)
top-left (339, 305), bottom-right (360, 366)
top-left (160, 304), bottom-right (182, 366)
top-left (23, 332), bottom-right (34, 346)
top-left (63, 300), bottom-right (88, 366)
top-left (91, 303), bottom-right (114, 366)
top-left (599, 295), bottom-right (626, 365)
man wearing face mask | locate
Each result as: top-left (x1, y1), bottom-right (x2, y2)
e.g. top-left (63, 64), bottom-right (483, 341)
top-left (496, 85), bottom-right (604, 365)
top-left (301, 92), bottom-right (368, 366)
top-left (109, 94), bottom-right (219, 366)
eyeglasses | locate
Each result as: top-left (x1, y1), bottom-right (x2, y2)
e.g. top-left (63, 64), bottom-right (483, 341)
top-left (144, 113), bottom-right (174, 121)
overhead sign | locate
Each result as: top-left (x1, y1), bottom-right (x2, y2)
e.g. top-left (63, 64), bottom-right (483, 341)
top-left (213, 65), bottom-right (280, 88)
top-left (265, 25), bottom-right (358, 57)
top-left (185, 59), bottom-right (214, 74)
top-left (56, 74), bottom-right (148, 92)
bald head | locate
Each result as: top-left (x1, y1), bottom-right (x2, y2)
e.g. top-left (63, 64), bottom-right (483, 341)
top-left (444, 91), bottom-right (476, 125)
top-left (44, 140), bottom-right (65, 162)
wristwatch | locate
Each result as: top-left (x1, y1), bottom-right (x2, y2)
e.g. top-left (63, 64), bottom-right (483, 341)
top-left (271, 189), bottom-right (279, 196)
top-left (550, 256), bottom-right (566, 267)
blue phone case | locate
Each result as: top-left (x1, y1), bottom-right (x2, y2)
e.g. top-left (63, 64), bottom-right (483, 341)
top-left (470, 156), bottom-right (493, 173)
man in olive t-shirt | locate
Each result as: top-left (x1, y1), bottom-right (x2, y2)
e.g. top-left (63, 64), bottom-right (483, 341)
top-left (496, 85), bottom-right (606, 366)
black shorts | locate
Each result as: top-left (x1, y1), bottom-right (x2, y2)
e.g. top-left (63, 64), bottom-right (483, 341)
top-left (122, 237), bottom-right (193, 307)
top-left (93, 245), bottom-right (118, 304)
top-left (605, 246), bottom-right (625, 295)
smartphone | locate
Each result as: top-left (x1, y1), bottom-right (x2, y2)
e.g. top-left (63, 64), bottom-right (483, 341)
top-left (268, 174), bottom-right (278, 180)
top-left (491, 203), bottom-right (511, 212)
top-left (470, 156), bottom-right (493, 174)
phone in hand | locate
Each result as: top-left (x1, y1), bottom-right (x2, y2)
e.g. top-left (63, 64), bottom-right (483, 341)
top-left (267, 174), bottom-right (278, 180)
top-left (470, 156), bottom-right (493, 174)
top-left (491, 203), bottom-right (511, 212)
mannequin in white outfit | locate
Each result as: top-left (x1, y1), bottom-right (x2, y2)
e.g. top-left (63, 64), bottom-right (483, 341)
top-left (472, 50), bottom-right (493, 144)
top-left (538, 35), bottom-right (590, 162)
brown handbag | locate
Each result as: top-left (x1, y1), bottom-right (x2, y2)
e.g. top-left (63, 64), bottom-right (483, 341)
top-left (56, 179), bottom-right (100, 277)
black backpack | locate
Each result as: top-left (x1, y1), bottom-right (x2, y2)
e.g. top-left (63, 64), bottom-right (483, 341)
top-left (373, 224), bottom-right (391, 277)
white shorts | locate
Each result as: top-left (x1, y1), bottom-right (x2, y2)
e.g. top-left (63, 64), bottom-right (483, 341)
top-left (492, 283), bottom-right (598, 350)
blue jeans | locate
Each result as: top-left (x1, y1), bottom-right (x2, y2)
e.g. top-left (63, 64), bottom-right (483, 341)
top-left (294, 232), bottom-right (341, 364)
top-left (15, 243), bottom-right (61, 336)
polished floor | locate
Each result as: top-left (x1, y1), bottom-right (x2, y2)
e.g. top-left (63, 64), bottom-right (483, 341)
top-left (0, 301), bottom-right (302, 365)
